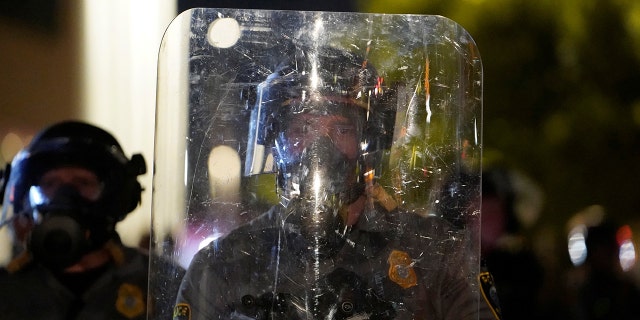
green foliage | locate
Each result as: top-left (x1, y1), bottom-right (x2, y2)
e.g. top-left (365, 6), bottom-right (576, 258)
top-left (359, 0), bottom-right (640, 225)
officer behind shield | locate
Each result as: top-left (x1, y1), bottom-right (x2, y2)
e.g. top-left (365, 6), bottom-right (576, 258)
top-left (174, 46), bottom-right (499, 320)
top-left (0, 121), bottom-right (151, 319)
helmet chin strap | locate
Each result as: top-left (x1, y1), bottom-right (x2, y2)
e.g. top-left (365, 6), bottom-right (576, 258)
top-left (62, 239), bottom-right (124, 273)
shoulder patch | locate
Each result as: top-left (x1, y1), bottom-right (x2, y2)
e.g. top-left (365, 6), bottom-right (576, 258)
top-left (478, 271), bottom-right (502, 320)
top-left (173, 303), bottom-right (191, 320)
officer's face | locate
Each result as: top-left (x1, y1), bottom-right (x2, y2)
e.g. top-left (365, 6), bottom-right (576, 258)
top-left (282, 113), bottom-right (360, 163)
top-left (37, 167), bottom-right (103, 202)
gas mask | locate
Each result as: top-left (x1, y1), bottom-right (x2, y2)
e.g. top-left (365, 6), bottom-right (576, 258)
top-left (275, 110), bottom-right (363, 258)
top-left (26, 167), bottom-right (115, 271)
top-left (277, 136), bottom-right (358, 199)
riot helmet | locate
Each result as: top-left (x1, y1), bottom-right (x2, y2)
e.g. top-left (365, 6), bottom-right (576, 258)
top-left (245, 45), bottom-right (394, 256)
top-left (1, 121), bottom-right (146, 270)
top-left (246, 46), bottom-right (393, 198)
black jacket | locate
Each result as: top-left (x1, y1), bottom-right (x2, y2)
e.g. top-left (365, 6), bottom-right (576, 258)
top-left (175, 205), bottom-right (496, 319)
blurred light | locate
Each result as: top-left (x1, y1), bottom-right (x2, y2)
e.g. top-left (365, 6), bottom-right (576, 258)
top-left (310, 56), bottom-right (320, 90)
top-left (313, 17), bottom-right (324, 40)
top-left (208, 145), bottom-right (241, 201)
top-left (617, 224), bottom-right (633, 244)
top-left (568, 224), bottom-right (587, 266)
top-left (619, 239), bottom-right (636, 272)
top-left (264, 153), bottom-right (274, 172)
top-left (1, 132), bottom-right (24, 162)
top-left (360, 141), bottom-right (369, 153)
top-left (198, 234), bottom-right (221, 251)
top-left (474, 118), bottom-right (479, 145)
top-left (313, 170), bottom-right (322, 199)
top-left (184, 149), bottom-right (189, 187)
top-left (617, 225), bottom-right (636, 271)
top-left (27, 186), bottom-right (45, 208)
top-left (82, 0), bottom-right (176, 247)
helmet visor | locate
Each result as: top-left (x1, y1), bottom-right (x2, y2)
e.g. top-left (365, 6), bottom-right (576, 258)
top-left (277, 104), bottom-right (363, 163)
top-left (28, 167), bottom-right (105, 210)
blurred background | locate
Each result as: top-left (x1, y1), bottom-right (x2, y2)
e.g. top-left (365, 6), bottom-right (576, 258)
top-left (2, 0), bottom-right (640, 317)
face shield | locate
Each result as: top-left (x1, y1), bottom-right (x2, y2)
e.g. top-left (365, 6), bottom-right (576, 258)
top-left (29, 167), bottom-right (105, 210)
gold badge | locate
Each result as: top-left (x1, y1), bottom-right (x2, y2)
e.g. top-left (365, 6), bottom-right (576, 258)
top-left (115, 283), bottom-right (146, 319)
top-left (478, 271), bottom-right (503, 320)
top-left (387, 250), bottom-right (417, 288)
top-left (173, 303), bottom-right (191, 320)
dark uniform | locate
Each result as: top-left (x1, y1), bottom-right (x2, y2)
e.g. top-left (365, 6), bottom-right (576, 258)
top-left (175, 204), bottom-right (485, 320)
top-left (172, 42), bottom-right (499, 319)
top-left (0, 244), bottom-right (148, 320)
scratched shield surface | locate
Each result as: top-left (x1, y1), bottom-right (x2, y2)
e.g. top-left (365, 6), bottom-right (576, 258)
top-left (152, 8), bottom-right (483, 320)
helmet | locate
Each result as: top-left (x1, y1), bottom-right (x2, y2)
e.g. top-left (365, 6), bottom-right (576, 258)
top-left (1, 121), bottom-right (146, 269)
top-left (245, 45), bottom-right (395, 197)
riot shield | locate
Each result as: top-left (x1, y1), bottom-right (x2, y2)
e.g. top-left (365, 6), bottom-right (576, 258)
top-left (152, 8), bottom-right (487, 320)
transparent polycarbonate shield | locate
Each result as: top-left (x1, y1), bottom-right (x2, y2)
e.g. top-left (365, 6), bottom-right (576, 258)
top-left (152, 8), bottom-right (484, 320)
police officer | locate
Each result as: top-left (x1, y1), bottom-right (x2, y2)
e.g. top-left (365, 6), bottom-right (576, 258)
top-left (0, 121), bottom-right (150, 319)
top-left (174, 46), bottom-right (498, 319)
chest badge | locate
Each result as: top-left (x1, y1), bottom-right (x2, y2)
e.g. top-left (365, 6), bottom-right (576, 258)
top-left (116, 283), bottom-right (146, 319)
top-left (387, 250), bottom-right (417, 289)
top-left (173, 303), bottom-right (192, 320)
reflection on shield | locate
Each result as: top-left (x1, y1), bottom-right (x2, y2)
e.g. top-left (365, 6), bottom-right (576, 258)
top-left (153, 8), bottom-right (482, 320)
